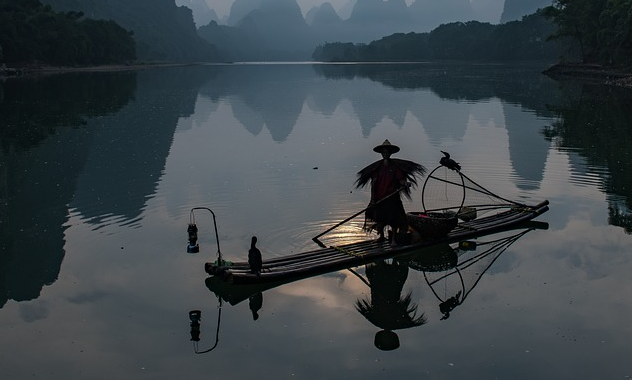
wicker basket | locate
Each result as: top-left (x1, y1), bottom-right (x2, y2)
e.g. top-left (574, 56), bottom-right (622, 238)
top-left (407, 211), bottom-right (458, 238)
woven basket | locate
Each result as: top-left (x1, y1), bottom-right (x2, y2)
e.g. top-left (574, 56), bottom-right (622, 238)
top-left (407, 212), bottom-right (458, 238)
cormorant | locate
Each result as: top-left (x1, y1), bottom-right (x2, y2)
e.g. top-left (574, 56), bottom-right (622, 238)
top-left (440, 151), bottom-right (461, 171)
top-left (248, 236), bottom-right (263, 276)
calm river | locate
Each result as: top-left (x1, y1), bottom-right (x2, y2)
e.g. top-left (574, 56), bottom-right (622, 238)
top-left (1, 62), bottom-right (631, 379)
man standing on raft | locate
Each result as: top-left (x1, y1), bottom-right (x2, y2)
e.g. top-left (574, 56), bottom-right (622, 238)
top-left (354, 140), bottom-right (426, 246)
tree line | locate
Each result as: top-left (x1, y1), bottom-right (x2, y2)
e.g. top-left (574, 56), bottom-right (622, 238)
top-left (543, 0), bottom-right (632, 66)
top-left (313, 11), bottom-right (568, 62)
top-left (0, 0), bottom-right (135, 66)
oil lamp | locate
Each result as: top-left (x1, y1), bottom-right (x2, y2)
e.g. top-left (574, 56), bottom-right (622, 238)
top-left (187, 223), bottom-right (199, 253)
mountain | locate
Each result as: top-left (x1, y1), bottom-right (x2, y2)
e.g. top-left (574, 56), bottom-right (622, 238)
top-left (306, 2), bottom-right (347, 43)
top-left (338, 0), bottom-right (358, 20)
top-left (500, 0), bottom-right (553, 23)
top-left (175, 0), bottom-right (219, 27)
top-left (227, 0), bottom-right (263, 26)
top-left (242, 0), bottom-right (314, 52)
top-left (306, 2), bottom-right (341, 26)
top-left (40, 0), bottom-right (221, 62)
top-left (200, 0), bottom-right (504, 59)
top-left (200, 0), bottom-right (315, 60)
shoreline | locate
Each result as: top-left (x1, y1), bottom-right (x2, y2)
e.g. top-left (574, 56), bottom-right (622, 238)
top-left (543, 63), bottom-right (632, 88)
top-left (4, 62), bottom-right (632, 88)
top-left (1, 62), bottom-right (201, 78)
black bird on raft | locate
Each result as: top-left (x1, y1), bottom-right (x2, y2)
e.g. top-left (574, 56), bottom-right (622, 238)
top-left (440, 151), bottom-right (461, 172)
top-left (248, 236), bottom-right (263, 276)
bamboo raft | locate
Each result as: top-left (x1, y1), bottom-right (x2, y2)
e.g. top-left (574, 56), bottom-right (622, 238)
top-left (205, 200), bottom-right (549, 286)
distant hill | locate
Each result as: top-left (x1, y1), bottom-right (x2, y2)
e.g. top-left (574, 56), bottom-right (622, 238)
top-left (227, 0), bottom-right (263, 26)
top-left (306, 2), bottom-right (342, 26)
top-left (40, 0), bottom-right (222, 62)
top-left (175, 0), bottom-right (219, 27)
top-left (500, 0), bottom-right (552, 23)
top-left (199, 0), bottom-right (316, 60)
top-left (199, 0), bottom-right (494, 60)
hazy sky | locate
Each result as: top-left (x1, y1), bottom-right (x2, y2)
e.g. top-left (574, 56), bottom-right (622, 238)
top-left (204, 0), bottom-right (415, 19)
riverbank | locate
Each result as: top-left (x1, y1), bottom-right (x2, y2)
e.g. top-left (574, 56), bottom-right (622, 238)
top-left (1, 62), bottom-right (201, 78)
top-left (543, 63), bottom-right (632, 88)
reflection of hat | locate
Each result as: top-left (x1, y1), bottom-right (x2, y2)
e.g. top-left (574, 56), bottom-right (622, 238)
top-left (373, 139), bottom-right (400, 154)
top-left (374, 330), bottom-right (400, 351)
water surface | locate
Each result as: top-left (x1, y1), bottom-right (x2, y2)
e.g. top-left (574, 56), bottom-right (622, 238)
top-left (1, 62), bottom-right (631, 379)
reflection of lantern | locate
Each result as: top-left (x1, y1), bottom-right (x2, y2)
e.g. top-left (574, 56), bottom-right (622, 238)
top-left (189, 310), bottom-right (201, 342)
top-left (188, 303), bottom-right (222, 354)
top-left (187, 223), bottom-right (199, 253)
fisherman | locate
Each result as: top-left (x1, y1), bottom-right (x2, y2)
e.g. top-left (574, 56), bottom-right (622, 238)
top-left (354, 140), bottom-right (426, 246)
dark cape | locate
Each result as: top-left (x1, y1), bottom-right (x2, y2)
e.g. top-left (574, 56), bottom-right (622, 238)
top-left (353, 158), bottom-right (426, 199)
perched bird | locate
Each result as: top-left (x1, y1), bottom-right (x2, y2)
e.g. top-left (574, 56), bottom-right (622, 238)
top-left (248, 236), bottom-right (263, 276)
top-left (440, 151), bottom-right (461, 171)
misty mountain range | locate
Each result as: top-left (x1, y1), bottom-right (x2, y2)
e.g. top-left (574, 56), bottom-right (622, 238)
top-left (42, 0), bottom-right (553, 62)
top-left (197, 0), bottom-right (552, 60)
top-left (183, 0), bottom-right (552, 28)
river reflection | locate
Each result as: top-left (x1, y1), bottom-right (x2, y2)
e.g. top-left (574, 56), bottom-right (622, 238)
top-left (1, 63), bottom-right (631, 379)
top-left (203, 223), bottom-right (546, 353)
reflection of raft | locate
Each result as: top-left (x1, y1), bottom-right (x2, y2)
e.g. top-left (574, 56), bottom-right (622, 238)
top-left (205, 201), bottom-right (549, 285)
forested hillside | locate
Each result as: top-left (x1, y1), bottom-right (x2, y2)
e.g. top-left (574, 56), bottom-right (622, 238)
top-left (0, 0), bottom-right (135, 66)
top-left (39, 0), bottom-right (221, 62)
top-left (544, 0), bottom-right (632, 66)
top-left (313, 11), bottom-right (566, 62)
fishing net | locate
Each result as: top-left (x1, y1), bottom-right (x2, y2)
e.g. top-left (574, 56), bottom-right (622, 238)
top-left (417, 228), bottom-right (534, 320)
top-left (421, 164), bottom-right (525, 221)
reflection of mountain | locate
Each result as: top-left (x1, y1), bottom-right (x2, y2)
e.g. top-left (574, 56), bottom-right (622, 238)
top-left (1, 63), bottom-right (566, 308)
top-left (71, 67), bottom-right (218, 227)
top-left (314, 63), bottom-right (558, 146)
top-left (0, 67), bottom-right (219, 308)
top-left (199, 63), bottom-right (559, 146)
top-left (0, 127), bottom-right (88, 308)
top-left (0, 73), bottom-right (137, 308)
top-left (547, 83), bottom-right (632, 233)
top-left (198, 65), bottom-right (312, 142)
top-left (503, 103), bottom-right (549, 190)
top-left (411, 93), bottom-right (471, 142)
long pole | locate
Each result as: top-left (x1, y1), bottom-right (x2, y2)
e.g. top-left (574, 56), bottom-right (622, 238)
top-left (312, 187), bottom-right (404, 247)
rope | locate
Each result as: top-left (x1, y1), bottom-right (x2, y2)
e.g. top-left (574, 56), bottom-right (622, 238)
top-left (331, 245), bottom-right (365, 257)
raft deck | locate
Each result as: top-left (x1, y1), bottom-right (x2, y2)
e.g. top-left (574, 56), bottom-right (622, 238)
top-left (205, 200), bottom-right (549, 286)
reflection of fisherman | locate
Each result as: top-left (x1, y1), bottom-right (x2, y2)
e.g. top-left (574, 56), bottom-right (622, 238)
top-left (355, 260), bottom-right (427, 351)
top-left (354, 140), bottom-right (426, 246)
top-left (439, 291), bottom-right (461, 320)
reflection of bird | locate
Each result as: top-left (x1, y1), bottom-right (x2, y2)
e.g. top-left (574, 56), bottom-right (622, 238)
top-left (249, 293), bottom-right (263, 320)
top-left (248, 236), bottom-right (262, 276)
top-left (440, 151), bottom-right (461, 171)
